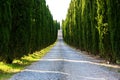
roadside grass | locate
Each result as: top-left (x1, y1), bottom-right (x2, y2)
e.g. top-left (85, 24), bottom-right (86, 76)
top-left (118, 70), bottom-right (120, 73)
top-left (0, 43), bottom-right (55, 80)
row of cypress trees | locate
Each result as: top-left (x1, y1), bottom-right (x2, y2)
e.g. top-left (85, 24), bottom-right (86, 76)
top-left (62, 0), bottom-right (120, 63)
top-left (0, 0), bottom-right (59, 63)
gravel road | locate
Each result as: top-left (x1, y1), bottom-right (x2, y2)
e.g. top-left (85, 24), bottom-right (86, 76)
top-left (10, 30), bottom-right (120, 80)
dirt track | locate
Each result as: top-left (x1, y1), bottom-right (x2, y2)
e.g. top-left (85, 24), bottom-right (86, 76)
top-left (10, 30), bottom-right (120, 80)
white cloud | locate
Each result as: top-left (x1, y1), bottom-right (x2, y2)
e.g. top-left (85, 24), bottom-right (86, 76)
top-left (46, 0), bottom-right (71, 23)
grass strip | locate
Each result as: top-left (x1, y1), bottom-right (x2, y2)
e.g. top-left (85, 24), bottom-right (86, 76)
top-left (0, 43), bottom-right (55, 80)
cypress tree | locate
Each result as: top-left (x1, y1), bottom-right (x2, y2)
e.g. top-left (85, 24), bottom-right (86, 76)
top-left (0, 0), bottom-right (11, 62)
top-left (0, 0), bottom-right (58, 63)
top-left (62, 0), bottom-right (120, 63)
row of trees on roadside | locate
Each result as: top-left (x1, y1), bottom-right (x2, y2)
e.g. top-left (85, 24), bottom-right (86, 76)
top-left (62, 0), bottom-right (120, 63)
top-left (0, 0), bottom-right (59, 63)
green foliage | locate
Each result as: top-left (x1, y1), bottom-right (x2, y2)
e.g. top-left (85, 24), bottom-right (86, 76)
top-left (0, 0), bottom-right (59, 63)
top-left (62, 0), bottom-right (120, 63)
top-left (0, 43), bottom-right (55, 80)
top-left (96, 0), bottom-right (108, 57)
top-left (107, 0), bottom-right (120, 62)
top-left (0, 0), bottom-right (11, 62)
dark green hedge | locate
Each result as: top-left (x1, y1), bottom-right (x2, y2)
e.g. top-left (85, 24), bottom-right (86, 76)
top-left (62, 0), bottom-right (120, 63)
top-left (0, 0), bottom-right (59, 63)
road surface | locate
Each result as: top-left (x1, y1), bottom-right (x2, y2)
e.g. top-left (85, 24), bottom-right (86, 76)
top-left (10, 30), bottom-right (120, 80)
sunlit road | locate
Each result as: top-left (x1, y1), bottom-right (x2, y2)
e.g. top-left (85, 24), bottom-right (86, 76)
top-left (10, 30), bottom-right (120, 80)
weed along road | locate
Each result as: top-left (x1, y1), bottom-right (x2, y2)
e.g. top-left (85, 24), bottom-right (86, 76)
top-left (10, 30), bottom-right (120, 80)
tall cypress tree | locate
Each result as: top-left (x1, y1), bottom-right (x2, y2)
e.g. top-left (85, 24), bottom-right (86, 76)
top-left (0, 0), bottom-right (58, 63)
top-left (63, 0), bottom-right (120, 63)
top-left (0, 0), bottom-right (11, 62)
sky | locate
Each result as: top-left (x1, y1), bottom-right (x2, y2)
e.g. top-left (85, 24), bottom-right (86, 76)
top-left (46, 0), bottom-right (71, 23)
